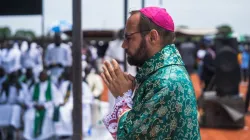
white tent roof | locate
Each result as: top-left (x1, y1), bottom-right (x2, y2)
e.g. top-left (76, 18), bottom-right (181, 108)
top-left (175, 28), bottom-right (218, 36)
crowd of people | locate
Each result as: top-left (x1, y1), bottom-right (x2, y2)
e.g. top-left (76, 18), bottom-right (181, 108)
top-left (178, 37), bottom-right (250, 91)
top-left (0, 32), bottom-right (122, 139)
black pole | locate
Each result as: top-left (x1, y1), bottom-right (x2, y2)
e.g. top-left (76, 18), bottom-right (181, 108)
top-left (41, 0), bottom-right (45, 39)
top-left (72, 0), bottom-right (83, 139)
top-left (142, 0), bottom-right (145, 8)
top-left (41, 0), bottom-right (45, 67)
top-left (124, 0), bottom-right (128, 71)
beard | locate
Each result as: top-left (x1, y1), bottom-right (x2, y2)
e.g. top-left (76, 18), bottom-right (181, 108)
top-left (127, 38), bottom-right (148, 67)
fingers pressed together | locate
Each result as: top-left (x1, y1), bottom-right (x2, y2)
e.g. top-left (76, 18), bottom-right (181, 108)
top-left (101, 59), bottom-right (122, 85)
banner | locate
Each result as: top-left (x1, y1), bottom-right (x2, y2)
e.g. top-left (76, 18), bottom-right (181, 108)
top-left (0, 0), bottom-right (42, 16)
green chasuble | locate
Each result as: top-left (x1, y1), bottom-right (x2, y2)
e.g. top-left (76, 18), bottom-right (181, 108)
top-left (33, 80), bottom-right (52, 138)
top-left (117, 44), bottom-right (201, 140)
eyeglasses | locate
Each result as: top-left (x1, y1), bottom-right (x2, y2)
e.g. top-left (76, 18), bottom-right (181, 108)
top-left (123, 30), bottom-right (150, 41)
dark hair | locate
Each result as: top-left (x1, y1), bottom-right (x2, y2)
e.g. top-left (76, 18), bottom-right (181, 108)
top-left (130, 10), bottom-right (175, 46)
top-left (118, 29), bottom-right (124, 40)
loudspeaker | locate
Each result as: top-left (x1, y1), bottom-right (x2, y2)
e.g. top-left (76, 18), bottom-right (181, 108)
top-left (214, 38), bottom-right (241, 96)
top-left (198, 91), bottom-right (245, 129)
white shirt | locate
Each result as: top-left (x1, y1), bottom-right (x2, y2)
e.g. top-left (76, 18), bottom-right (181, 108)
top-left (197, 49), bottom-right (206, 59)
top-left (1, 46), bottom-right (21, 74)
top-left (0, 83), bottom-right (28, 104)
top-left (45, 43), bottom-right (72, 67)
top-left (105, 39), bottom-right (124, 62)
top-left (21, 46), bottom-right (43, 69)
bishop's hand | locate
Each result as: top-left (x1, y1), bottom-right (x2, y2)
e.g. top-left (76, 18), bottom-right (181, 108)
top-left (101, 59), bottom-right (135, 98)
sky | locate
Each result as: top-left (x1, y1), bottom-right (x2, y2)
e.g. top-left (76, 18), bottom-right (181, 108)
top-left (0, 0), bottom-right (249, 36)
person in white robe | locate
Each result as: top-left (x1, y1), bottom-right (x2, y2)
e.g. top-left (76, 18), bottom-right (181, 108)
top-left (13, 42), bottom-right (22, 72)
top-left (0, 72), bottom-right (27, 139)
top-left (21, 41), bottom-right (43, 81)
top-left (44, 33), bottom-right (72, 84)
top-left (54, 70), bottom-right (94, 137)
top-left (23, 70), bottom-right (62, 140)
top-left (1, 41), bottom-right (21, 74)
top-left (84, 66), bottom-right (104, 127)
top-left (21, 68), bottom-right (36, 91)
top-left (81, 81), bottom-right (94, 136)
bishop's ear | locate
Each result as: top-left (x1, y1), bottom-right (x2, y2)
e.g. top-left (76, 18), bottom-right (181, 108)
top-left (149, 29), bottom-right (159, 44)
